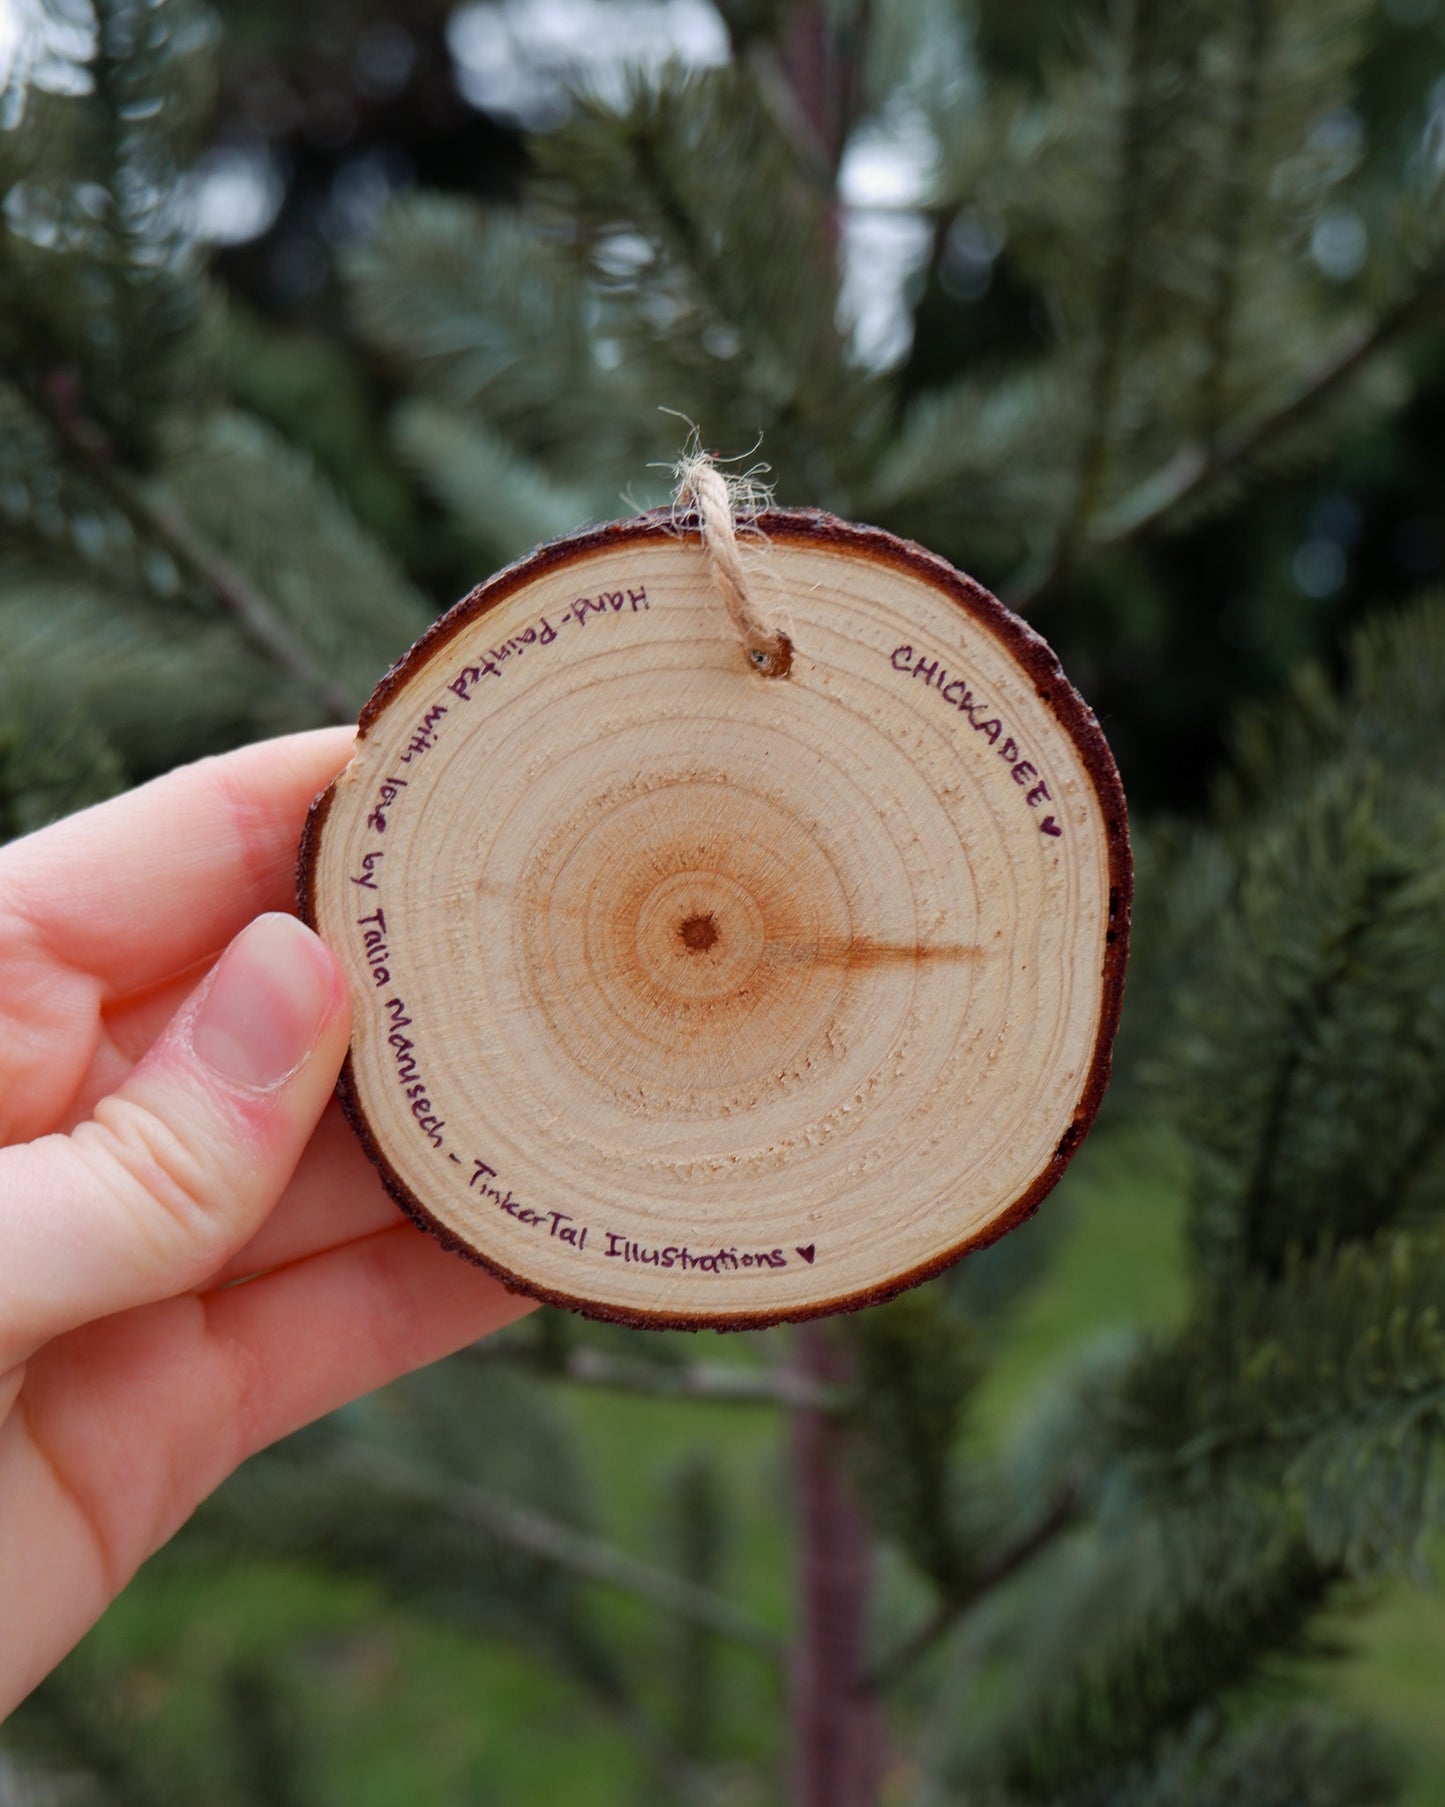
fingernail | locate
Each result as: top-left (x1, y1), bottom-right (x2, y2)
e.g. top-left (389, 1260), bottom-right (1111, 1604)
top-left (192, 914), bottom-right (339, 1091)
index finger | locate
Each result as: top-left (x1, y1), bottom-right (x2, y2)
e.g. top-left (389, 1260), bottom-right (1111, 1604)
top-left (4, 729), bottom-right (356, 999)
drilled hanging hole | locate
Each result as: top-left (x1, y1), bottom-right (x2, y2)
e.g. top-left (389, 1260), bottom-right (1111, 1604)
top-left (678, 912), bottom-right (720, 953)
top-left (749, 633), bottom-right (793, 679)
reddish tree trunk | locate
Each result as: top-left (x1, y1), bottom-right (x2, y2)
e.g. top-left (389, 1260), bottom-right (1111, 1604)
top-left (781, 1), bottom-right (843, 170)
top-left (790, 1322), bottom-right (882, 1807)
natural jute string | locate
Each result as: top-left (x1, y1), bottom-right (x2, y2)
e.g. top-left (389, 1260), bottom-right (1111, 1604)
top-left (675, 451), bottom-right (792, 678)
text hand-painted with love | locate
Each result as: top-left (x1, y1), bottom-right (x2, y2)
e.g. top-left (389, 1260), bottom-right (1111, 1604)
top-left (342, 576), bottom-right (813, 1275)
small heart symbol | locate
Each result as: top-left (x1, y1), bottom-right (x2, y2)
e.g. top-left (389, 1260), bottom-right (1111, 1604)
top-left (1039, 815), bottom-right (1063, 838)
top-left (796, 1245), bottom-right (815, 1264)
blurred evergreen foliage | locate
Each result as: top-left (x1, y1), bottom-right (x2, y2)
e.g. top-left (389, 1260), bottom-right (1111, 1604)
top-left (3, 0), bottom-right (1445, 1801)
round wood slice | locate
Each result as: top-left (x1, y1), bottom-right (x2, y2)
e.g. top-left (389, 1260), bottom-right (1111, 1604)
top-left (298, 511), bottom-right (1130, 1329)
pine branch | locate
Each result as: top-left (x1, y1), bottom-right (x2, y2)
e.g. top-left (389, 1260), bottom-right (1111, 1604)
top-left (846, 1286), bottom-right (985, 1597)
top-left (0, 0), bottom-right (215, 447)
top-left (1386, 1103), bottom-right (1445, 1222)
top-left (24, 372), bottom-right (357, 719)
top-left (1010, 261), bottom-right (1445, 609)
top-left (0, 562), bottom-right (285, 778)
top-left (7, 1661), bottom-right (181, 1807)
top-left (0, 647), bottom-right (127, 837)
top-left (626, 101), bottom-right (803, 404)
top-left (834, 0), bottom-right (876, 162)
top-left (221, 1661), bottom-right (311, 1807)
top-left (530, 70), bottom-right (870, 496)
top-left (1100, 269), bottom-right (1445, 544)
top-left (1054, 0), bottom-right (1168, 568)
top-left (898, 1617), bottom-right (987, 1807)
top-left (1044, 1707), bottom-right (1400, 1807)
top-left (969, 1538), bottom-right (1341, 1798)
top-left (390, 401), bottom-right (603, 564)
top-left (1239, 863), bottom-right (1401, 1275)
top-left (666, 1455), bottom-right (727, 1760)
top-left (197, 1389), bottom-right (728, 1807)
top-left (1112, 1229), bottom-right (1445, 1575)
top-left (320, 1437), bottom-right (785, 1663)
top-left (598, 1695), bottom-right (723, 1807)
top-left (718, 0), bottom-right (873, 192)
top-left (721, 11), bottom-right (836, 196)
top-left (462, 1338), bottom-right (844, 1411)
top-left (1196, 0), bottom-right (1275, 446)
top-left (867, 1484), bottom-right (1081, 1690)
top-left (1166, 720), bottom-right (1445, 1279)
top-left (345, 198), bottom-right (635, 473)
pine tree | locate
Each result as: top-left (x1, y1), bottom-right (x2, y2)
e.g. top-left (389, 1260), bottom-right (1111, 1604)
top-left (4, 1), bottom-right (1445, 1802)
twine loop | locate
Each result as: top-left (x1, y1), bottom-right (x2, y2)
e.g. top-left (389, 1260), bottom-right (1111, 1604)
top-left (675, 452), bottom-right (792, 679)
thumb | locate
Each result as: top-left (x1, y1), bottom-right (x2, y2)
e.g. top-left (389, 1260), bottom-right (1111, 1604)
top-left (0, 913), bottom-right (351, 1368)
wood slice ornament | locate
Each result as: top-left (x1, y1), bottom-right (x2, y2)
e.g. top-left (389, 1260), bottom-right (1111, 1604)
top-left (298, 468), bottom-right (1130, 1329)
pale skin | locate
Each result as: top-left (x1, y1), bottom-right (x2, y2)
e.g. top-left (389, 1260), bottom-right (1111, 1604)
top-left (0, 728), bottom-right (534, 1717)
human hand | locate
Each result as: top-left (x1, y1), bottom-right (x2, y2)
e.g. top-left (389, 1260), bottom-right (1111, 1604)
top-left (0, 729), bottom-right (533, 1716)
